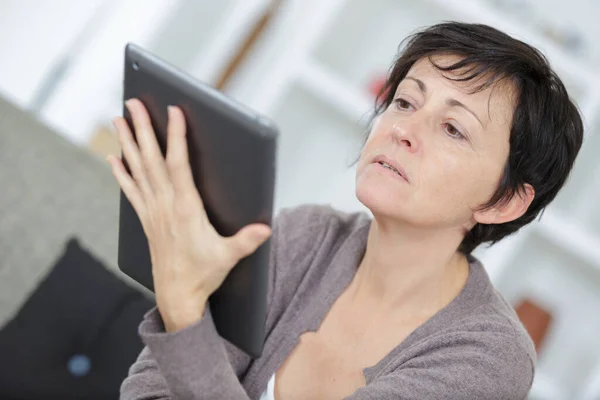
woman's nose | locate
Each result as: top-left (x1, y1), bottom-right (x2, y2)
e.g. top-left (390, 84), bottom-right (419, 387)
top-left (392, 120), bottom-right (419, 153)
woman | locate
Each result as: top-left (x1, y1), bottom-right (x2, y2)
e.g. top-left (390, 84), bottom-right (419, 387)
top-left (113, 22), bottom-right (583, 399)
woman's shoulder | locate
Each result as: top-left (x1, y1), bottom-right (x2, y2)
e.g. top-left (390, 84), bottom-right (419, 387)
top-left (392, 282), bottom-right (536, 398)
top-left (449, 260), bottom-right (536, 366)
top-left (453, 294), bottom-right (537, 367)
top-left (442, 303), bottom-right (536, 397)
top-left (392, 311), bottom-right (535, 399)
top-left (386, 260), bottom-right (537, 397)
top-left (467, 261), bottom-right (536, 363)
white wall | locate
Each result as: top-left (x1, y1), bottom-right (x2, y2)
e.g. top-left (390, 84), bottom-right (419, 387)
top-left (0, 0), bottom-right (105, 108)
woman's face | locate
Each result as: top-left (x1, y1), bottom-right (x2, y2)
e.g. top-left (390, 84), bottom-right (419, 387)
top-left (356, 55), bottom-right (516, 230)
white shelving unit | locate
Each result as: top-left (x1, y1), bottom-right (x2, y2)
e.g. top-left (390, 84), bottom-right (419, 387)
top-left (34, 0), bottom-right (272, 145)
top-left (224, 0), bottom-right (600, 398)
top-left (494, 230), bottom-right (600, 398)
top-left (297, 60), bottom-right (373, 126)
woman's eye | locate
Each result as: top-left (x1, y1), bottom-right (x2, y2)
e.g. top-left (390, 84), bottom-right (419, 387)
top-left (444, 123), bottom-right (465, 140)
top-left (393, 98), bottom-right (414, 111)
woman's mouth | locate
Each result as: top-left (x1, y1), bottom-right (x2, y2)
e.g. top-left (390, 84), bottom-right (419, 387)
top-left (374, 161), bottom-right (409, 182)
top-left (371, 155), bottom-right (410, 183)
top-left (378, 161), bottom-right (401, 175)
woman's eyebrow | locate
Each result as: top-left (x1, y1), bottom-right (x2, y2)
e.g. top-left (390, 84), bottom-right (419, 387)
top-left (446, 99), bottom-right (484, 127)
top-left (405, 76), bottom-right (427, 93)
top-left (405, 76), bottom-right (485, 127)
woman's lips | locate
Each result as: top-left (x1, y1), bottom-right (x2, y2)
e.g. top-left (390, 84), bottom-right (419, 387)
top-left (371, 155), bottom-right (410, 183)
top-left (373, 161), bottom-right (409, 182)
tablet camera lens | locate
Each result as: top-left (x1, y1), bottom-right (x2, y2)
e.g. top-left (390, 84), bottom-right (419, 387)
top-left (132, 62), bottom-right (139, 71)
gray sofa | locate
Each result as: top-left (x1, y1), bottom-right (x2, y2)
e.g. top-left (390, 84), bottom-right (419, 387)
top-left (0, 95), bottom-right (157, 399)
top-left (0, 95), bottom-right (140, 328)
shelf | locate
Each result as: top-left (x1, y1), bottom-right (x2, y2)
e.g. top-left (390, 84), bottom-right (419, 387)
top-left (586, 206), bottom-right (600, 240)
top-left (576, 113), bottom-right (600, 233)
top-left (37, 0), bottom-right (187, 145)
top-left (537, 210), bottom-right (600, 273)
top-left (310, 0), bottom-right (600, 108)
top-left (551, 118), bottom-right (600, 219)
top-left (145, 0), bottom-right (236, 76)
top-left (297, 60), bottom-right (374, 125)
top-left (312, 0), bottom-right (449, 90)
top-left (268, 81), bottom-right (366, 212)
top-left (493, 231), bottom-right (600, 398)
top-left (136, 0), bottom-right (272, 89)
top-left (529, 371), bottom-right (569, 400)
top-left (579, 361), bottom-right (600, 400)
top-left (319, 164), bottom-right (370, 215)
top-left (428, 0), bottom-right (600, 93)
top-left (474, 225), bottom-right (535, 284)
top-left (0, 0), bottom-right (106, 109)
top-left (186, 0), bottom-right (272, 85)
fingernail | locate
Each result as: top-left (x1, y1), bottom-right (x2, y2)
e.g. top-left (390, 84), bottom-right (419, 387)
top-left (112, 121), bottom-right (121, 137)
top-left (125, 99), bottom-right (135, 108)
top-left (257, 227), bottom-right (272, 241)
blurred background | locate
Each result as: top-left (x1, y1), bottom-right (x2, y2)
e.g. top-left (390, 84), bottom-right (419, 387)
top-left (1, 0), bottom-right (600, 398)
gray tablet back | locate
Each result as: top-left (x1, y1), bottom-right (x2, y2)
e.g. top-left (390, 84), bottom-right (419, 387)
top-left (118, 43), bottom-right (278, 357)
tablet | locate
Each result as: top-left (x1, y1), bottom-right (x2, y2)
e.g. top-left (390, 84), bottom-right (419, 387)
top-left (117, 43), bottom-right (278, 357)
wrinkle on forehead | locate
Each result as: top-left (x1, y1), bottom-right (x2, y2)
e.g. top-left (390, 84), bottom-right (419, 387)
top-left (407, 55), bottom-right (517, 131)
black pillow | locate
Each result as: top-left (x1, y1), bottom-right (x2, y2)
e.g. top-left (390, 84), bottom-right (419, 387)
top-left (0, 238), bottom-right (154, 400)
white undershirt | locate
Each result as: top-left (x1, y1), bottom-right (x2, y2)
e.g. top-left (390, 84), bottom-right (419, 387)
top-left (259, 372), bottom-right (276, 400)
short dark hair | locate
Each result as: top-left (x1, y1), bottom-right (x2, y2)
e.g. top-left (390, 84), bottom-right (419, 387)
top-left (368, 22), bottom-right (584, 254)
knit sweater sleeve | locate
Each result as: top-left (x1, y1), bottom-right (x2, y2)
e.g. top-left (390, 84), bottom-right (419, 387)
top-left (119, 204), bottom-right (334, 399)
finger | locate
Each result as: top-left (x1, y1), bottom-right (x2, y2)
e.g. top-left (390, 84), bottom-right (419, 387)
top-left (165, 105), bottom-right (201, 204)
top-left (106, 154), bottom-right (147, 218)
top-left (113, 116), bottom-right (154, 198)
top-left (225, 224), bottom-right (272, 262)
top-left (125, 98), bottom-right (171, 191)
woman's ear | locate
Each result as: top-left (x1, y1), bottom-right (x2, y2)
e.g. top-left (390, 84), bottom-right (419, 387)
top-left (474, 184), bottom-right (535, 225)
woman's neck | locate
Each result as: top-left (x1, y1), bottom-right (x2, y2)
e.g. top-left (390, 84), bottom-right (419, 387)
top-left (348, 216), bottom-right (470, 319)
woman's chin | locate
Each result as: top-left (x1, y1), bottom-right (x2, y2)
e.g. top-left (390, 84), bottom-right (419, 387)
top-left (355, 177), bottom-right (408, 218)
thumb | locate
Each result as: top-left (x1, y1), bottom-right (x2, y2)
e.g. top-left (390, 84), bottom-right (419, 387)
top-left (227, 224), bottom-right (272, 261)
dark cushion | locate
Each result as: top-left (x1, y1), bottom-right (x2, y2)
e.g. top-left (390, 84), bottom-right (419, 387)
top-left (0, 238), bottom-right (154, 400)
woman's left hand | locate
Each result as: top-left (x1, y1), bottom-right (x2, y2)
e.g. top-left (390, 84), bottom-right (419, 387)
top-left (106, 99), bottom-right (271, 332)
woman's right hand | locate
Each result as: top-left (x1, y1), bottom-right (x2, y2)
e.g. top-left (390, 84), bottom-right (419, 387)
top-left (107, 98), bottom-right (272, 332)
